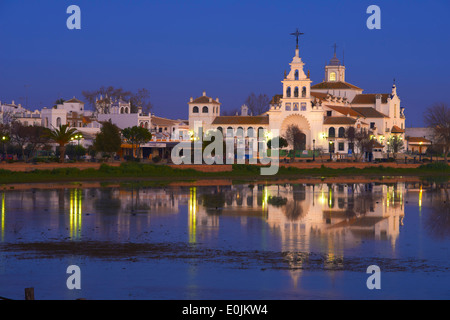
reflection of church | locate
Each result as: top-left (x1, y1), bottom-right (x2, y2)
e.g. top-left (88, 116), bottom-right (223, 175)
top-left (187, 182), bottom-right (406, 286)
top-left (264, 183), bottom-right (405, 286)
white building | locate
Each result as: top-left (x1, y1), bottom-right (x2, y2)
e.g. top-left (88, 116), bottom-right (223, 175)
top-left (187, 37), bottom-right (406, 157)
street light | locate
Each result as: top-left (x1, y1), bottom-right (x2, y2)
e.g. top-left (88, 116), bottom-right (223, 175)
top-left (71, 134), bottom-right (83, 161)
top-left (1, 134), bottom-right (10, 161)
top-left (313, 139), bottom-right (316, 161)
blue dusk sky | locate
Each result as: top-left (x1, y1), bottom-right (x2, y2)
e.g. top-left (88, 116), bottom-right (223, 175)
top-left (0, 0), bottom-right (449, 127)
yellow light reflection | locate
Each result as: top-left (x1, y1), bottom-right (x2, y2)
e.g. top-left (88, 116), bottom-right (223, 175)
top-left (188, 187), bottom-right (197, 243)
top-left (418, 185), bottom-right (423, 211)
top-left (69, 189), bottom-right (82, 240)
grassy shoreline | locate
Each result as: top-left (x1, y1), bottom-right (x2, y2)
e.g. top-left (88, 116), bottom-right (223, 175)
top-left (0, 162), bottom-right (448, 185)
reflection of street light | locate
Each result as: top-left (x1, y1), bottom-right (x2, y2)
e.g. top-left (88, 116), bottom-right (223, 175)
top-left (313, 139), bottom-right (316, 161)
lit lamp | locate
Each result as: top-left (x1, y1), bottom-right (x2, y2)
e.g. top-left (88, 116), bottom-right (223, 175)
top-left (71, 134), bottom-right (83, 161)
top-left (387, 141), bottom-right (390, 159)
top-left (1, 134), bottom-right (9, 161)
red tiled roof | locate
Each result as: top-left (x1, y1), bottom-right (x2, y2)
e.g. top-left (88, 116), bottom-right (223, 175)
top-left (310, 92), bottom-right (329, 101)
top-left (351, 107), bottom-right (388, 118)
top-left (151, 116), bottom-right (180, 126)
top-left (311, 81), bottom-right (362, 90)
top-left (325, 105), bottom-right (361, 117)
top-left (65, 97), bottom-right (85, 104)
top-left (352, 94), bottom-right (390, 104)
top-left (212, 116), bottom-right (269, 125)
top-left (391, 125), bottom-right (405, 133)
top-left (323, 116), bottom-right (357, 125)
top-left (189, 96), bottom-right (221, 105)
top-left (407, 137), bottom-right (431, 143)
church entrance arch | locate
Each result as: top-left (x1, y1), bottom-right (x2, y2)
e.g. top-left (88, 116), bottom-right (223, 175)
top-left (280, 114), bottom-right (311, 150)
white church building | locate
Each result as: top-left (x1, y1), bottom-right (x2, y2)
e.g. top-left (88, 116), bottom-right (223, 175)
top-left (187, 35), bottom-right (406, 157)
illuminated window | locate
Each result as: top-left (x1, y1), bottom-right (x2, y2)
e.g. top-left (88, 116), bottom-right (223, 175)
top-left (301, 103), bottom-right (307, 111)
top-left (285, 103), bottom-right (291, 111)
top-left (329, 72), bottom-right (336, 81)
top-left (293, 103), bottom-right (299, 111)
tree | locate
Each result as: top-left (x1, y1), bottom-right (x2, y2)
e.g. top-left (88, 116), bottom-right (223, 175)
top-left (82, 86), bottom-right (153, 114)
top-left (267, 136), bottom-right (288, 149)
top-left (53, 98), bottom-right (65, 108)
top-left (345, 126), bottom-right (356, 159)
top-left (424, 103), bottom-right (450, 163)
top-left (387, 135), bottom-right (404, 159)
top-left (244, 93), bottom-right (270, 115)
top-left (93, 121), bottom-right (122, 160)
top-left (44, 125), bottom-right (79, 162)
top-left (284, 125), bottom-right (305, 158)
top-left (130, 88), bottom-right (153, 114)
top-left (354, 129), bottom-right (372, 162)
top-left (26, 126), bottom-right (51, 159)
top-left (122, 126), bottom-right (152, 160)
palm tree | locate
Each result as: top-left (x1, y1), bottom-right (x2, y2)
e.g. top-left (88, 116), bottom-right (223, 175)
top-left (45, 125), bottom-right (79, 162)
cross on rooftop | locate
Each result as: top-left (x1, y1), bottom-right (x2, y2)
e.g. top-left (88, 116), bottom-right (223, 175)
top-left (290, 28), bottom-right (304, 48)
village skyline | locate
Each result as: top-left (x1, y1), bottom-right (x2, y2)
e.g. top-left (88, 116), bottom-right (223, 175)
top-left (1, 1), bottom-right (449, 127)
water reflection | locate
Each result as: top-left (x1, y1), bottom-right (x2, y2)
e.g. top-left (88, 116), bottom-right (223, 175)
top-left (0, 181), bottom-right (447, 250)
top-left (69, 189), bottom-right (82, 240)
top-left (424, 185), bottom-right (450, 239)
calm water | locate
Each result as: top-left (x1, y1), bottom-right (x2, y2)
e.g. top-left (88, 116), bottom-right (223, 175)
top-left (0, 180), bottom-right (449, 300)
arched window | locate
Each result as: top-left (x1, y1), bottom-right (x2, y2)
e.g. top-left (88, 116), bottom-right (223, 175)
top-left (338, 127), bottom-right (345, 138)
top-left (202, 106), bottom-right (208, 113)
top-left (328, 127), bottom-right (336, 138)
top-left (227, 127), bottom-right (234, 137)
top-left (302, 87), bottom-right (306, 98)
top-left (329, 72), bottom-right (336, 82)
top-left (192, 106), bottom-right (199, 113)
top-left (145, 122), bottom-right (149, 129)
top-left (294, 87), bottom-right (299, 98)
top-left (217, 127), bottom-right (223, 135)
top-left (286, 87), bottom-right (291, 97)
top-left (120, 107), bottom-right (124, 114)
top-left (295, 70), bottom-right (299, 80)
top-left (257, 127), bottom-right (265, 139)
top-left (125, 107), bottom-right (129, 114)
top-left (236, 127), bottom-right (244, 137)
top-left (247, 127), bottom-right (254, 138)
top-left (56, 117), bottom-right (61, 127)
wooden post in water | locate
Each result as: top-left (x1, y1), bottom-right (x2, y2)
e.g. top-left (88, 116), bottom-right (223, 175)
top-left (25, 287), bottom-right (35, 300)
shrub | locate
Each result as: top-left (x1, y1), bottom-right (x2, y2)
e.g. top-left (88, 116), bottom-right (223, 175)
top-left (152, 156), bottom-right (161, 163)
